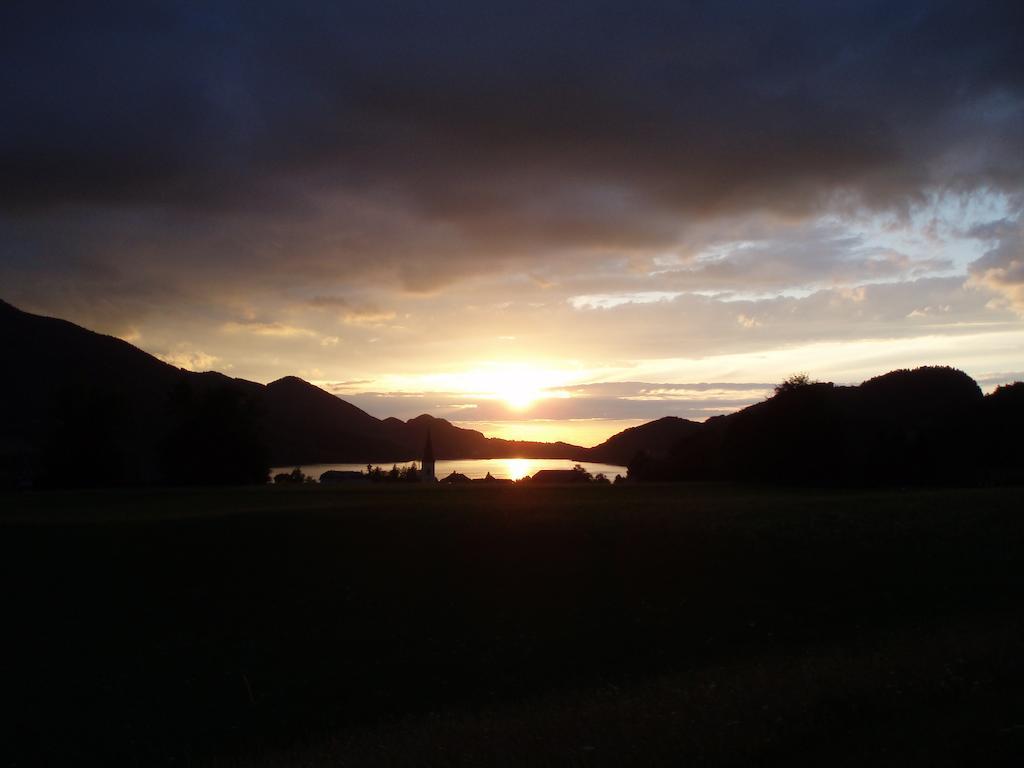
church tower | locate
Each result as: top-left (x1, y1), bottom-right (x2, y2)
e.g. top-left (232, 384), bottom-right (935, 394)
top-left (421, 429), bottom-right (436, 482)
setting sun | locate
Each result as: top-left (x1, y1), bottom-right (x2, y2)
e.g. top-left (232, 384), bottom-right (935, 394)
top-left (389, 363), bottom-right (573, 413)
top-left (491, 368), bottom-right (548, 411)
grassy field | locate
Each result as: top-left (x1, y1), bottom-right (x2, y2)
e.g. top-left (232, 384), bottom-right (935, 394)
top-left (4, 482), bottom-right (1024, 766)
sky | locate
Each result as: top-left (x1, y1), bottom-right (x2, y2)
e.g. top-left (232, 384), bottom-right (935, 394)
top-left (2, 1), bottom-right (1023, 446)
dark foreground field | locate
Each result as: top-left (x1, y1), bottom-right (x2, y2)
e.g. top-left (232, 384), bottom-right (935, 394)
top-left (4, 483), bottom-right (1024, 766)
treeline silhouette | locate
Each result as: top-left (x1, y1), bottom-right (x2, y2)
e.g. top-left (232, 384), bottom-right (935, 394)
top-left (630, 366), bottom-right (1024, 486)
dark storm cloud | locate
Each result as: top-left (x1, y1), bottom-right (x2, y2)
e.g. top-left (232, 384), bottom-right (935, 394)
top-left (2, 0), bottom-right (1023, 322)
top-left (3, 0), bottom-right (1022, 216)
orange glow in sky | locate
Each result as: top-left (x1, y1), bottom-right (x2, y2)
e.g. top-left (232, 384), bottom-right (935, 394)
top-left (376, 363), bottom-right (575, 411)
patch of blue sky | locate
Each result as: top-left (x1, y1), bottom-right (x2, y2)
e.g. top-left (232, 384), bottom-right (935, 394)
top-left (825, 189), bottom-right (1017, 275)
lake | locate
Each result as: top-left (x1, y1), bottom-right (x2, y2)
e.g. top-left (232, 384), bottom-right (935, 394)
top-left (272, 458), bottom-right (627, 481)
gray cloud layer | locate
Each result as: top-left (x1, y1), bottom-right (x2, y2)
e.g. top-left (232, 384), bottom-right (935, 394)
top-left (3, 2), bottom-right (1023, 302)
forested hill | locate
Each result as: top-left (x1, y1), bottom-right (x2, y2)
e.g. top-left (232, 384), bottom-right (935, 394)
top-left (627, 368), bottom-right (1024, 487)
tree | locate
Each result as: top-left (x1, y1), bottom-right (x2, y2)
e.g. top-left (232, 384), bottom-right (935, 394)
top-left (572, 463), bottom-right (593, 481)
top-left (774, 373), bottom-right (814, 396)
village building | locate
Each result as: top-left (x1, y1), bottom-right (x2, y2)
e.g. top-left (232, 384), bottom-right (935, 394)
top-left (475, 471), bottom-right (514, 486)
top-left (530, 468), bottom-right (590, 484)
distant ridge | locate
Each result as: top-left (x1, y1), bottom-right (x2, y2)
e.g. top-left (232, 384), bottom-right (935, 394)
top-left (577, 416), bottom-right (702, 466)
top-left (0, 300), bottom-right (585, 487)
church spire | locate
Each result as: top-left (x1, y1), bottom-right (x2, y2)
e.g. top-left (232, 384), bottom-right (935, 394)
top-left (421, 429), bottom-right (436, 482)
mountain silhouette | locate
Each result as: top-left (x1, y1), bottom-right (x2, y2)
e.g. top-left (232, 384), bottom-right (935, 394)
top-left (627, 366), bottom-right (1022, 486)
top-left (0, 300), bottom-right (585, 487)
top-left (6, 299), bottom-right (1016, 490)
top-left (578, 416), bottom-right (702, 465)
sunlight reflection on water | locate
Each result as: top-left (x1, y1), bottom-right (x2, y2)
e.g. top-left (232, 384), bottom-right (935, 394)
top-left (271, 458), bottom-right (626, 481)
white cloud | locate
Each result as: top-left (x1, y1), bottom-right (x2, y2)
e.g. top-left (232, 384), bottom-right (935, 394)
top-left (156, 345), bottom-right (220, 372)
